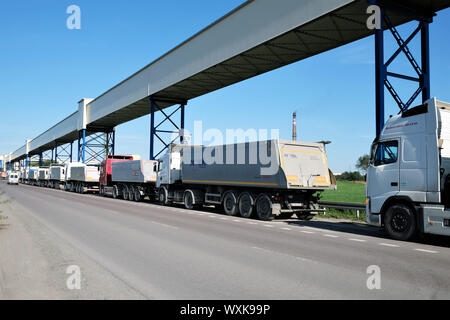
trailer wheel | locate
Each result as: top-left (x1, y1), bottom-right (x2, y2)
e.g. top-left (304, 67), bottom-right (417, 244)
top-left (123, 185), bottom-right (129, 201)
top-left (238, 192), bottom-right (254, 218)
top-left (128, 186), bottom-right (135, 201)
top-left (112, 185), bottom-right (119, 199)
top-left (223, 192), bottom-right (239, 216)
top-left (256, 194), bottom-right (274, 221)
top-left (184, 190), bottom-right (195, 210)
top-left (134, 187), bottom-right (142, 202)
top-left (384, 203), bottom-right (416, 241)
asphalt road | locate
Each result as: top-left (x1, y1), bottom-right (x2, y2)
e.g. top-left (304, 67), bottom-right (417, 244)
top-left (1, 181), bottom-right (450, 299)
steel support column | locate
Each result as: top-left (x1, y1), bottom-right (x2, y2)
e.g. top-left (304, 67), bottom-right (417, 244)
top-left (77, 128), bottom-right (114, 164)
top-left (372, 1), bottom-right (433, 136)
top-left (374, 3), bottom-right (385, 137)
top-left (149, 97), bottom-right (187, 160)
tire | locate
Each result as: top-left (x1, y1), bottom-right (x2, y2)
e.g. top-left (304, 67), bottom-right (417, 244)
top-left (112, 185), bottom-right (119, 199)
top-left (296, 213), bottom-right (314, 221)
top-left (256, 194), bottom-right (274, 221)
top-left (128, 185), bottom-right (135, 201)
top-left (238, 192), bottom-right (254, 218)
top-left (159, 187), bottom-right (169, 205)
top-left (134, 186), bottom-right (142, 202)
top-left (184, 190), bottom-right (195, 210)
top-left (223, 192), bottom-right (239, 216)
top-left (123, 185), bottom-right (129, 201)
top-left (384, 203), bottom-right (417, 241)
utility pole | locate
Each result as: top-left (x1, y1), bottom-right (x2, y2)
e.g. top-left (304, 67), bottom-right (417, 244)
top-left (292, 112), bottom-right (297, 141)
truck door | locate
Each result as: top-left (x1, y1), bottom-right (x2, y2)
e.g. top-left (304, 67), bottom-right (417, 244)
top-left (367, 139), bottom-right (400, 213)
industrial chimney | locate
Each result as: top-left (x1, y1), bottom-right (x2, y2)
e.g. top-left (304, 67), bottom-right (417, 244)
top-left (292, 112), bottom-right (297, 141)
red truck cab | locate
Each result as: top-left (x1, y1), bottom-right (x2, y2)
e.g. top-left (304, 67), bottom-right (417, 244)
top-left (100, 155), bottom-right (134, 188)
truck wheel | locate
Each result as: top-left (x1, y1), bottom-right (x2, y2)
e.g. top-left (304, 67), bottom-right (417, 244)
top-left (112, 185), bottom-right (119, 199)
top-left (128, 186), bottom-right (135, 201)
top-left (123, 185), bottom-right (129, 201)
top-left (184, 191), bottom-right (195, 210)
top-left (134, 187), bottom-right (142, 202)
top-left (159, 187), bottom-right (169, 205)
top-left (223, 192), bottom-right (239, 216)
top-left (384, 203), bottom-right (417, 241)
top-left (238, 192), bottom-right (254, 218)
top-left (256, 194), bottom-right (274, 221)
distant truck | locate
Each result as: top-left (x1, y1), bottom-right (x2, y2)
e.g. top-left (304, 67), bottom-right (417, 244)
top-left (99, 155), bottom-right (159, 201)
top-left (366, 98), bottom-right (450, 240)
top-left (65, 162), bottom-right (100, 194)
top-left (38, 168), bottom-right (50, 187)
top-left (157, 139), bottom-right (335, 220)
top-left (28, 169), bottom-right (39, 186)
top-left (48, 165), bottom-right (66, 189)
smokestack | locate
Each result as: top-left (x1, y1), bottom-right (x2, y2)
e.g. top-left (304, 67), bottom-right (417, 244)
top-left (292, 112), bottom-right (297, 141)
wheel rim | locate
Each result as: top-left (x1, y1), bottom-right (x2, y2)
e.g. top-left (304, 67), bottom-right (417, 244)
top-left (239, 194), bottom-right (252, 218)
top-left (159, 189), bottom-right (166, 204)
top-left (391, 210), bottom-right (409, 233)
top-left (134, 190), bottom-right (141, 201)
top-left (185, 192), bottom-right (193, 209)
top-left (128, 187), bottom-right (134, 201)
top-left (224, 193), bottom-right (237, 215)
top-left (257, 195), bottom-right (272, 219)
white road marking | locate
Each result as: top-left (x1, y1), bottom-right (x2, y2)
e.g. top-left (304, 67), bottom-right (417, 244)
top-left (151, 221), bottom-right (178, 230)
top-left (233, 219), bottom-right (241, 222)
top-left (379, 243), bottom-right (400, 248)
top-left (251, 246), bottom-right (317, 264)
top-left (414, 248), bottom-right (438, 254)
top-left (220, 217), bottom-right (228, 220)
top-left (263, 224), bottom-right (274, 228)
top-left (324, 234), bottom-right (339, 238)
top-left (246, 222), bottom-right (258, 225)
top-left (300, 230), bottom-right (315, 234)
top-left (348, 238), bottom-right (366, 242)
top-left (281, 228), bottom-right (292, 231)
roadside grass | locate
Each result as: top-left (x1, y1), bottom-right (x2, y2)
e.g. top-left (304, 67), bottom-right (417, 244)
top-left (320, 180), bottom-right (366, 203)
top-left (318, 181), bottom-right (366, 221)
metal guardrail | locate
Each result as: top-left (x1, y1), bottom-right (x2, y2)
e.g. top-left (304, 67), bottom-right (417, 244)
top-left (318, 201), bottom-right (366, 219)
top-left (318, 201), bottom-right (366, 211)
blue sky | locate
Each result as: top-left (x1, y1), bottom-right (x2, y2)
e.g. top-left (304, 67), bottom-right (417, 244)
top-left (1, 1), bottom-right (449, 172)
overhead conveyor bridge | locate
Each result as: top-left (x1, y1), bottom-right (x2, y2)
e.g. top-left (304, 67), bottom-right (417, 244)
top-left (6, 0), bottom-right (450, 169)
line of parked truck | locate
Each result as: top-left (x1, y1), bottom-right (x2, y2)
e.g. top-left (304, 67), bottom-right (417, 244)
top-left (10, 139), bottom-right (335, 221)
top-left (5, 98), bottom-right (450, 241)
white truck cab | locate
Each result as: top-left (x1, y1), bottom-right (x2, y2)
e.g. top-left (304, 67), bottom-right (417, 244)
top-left (366, 98), bottom-right (450, 240)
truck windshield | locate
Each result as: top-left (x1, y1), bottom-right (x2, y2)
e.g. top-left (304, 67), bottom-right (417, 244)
top-left (373, 140), bottom-right (398, 166)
